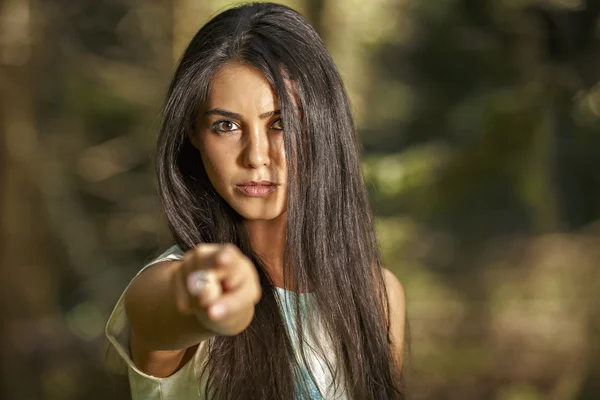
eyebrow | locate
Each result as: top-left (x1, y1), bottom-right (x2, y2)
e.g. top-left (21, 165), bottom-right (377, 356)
top-left (204, 108), bottom-right (281, 120)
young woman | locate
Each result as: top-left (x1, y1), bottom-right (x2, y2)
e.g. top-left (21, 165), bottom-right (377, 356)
top-left (105, 2), bottom-right (406, 399)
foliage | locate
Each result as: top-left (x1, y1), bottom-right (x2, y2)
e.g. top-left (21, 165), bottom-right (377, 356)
top-left (1, 0), bottom-right (599, 399)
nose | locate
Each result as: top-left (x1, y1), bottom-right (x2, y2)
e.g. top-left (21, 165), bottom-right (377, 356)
top-left (242, 125), bottom-right (270, 169)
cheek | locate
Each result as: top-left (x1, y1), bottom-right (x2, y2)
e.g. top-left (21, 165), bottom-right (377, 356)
top-left (273, 136), bottom-right (286, 165)
top-left (199, 143), bottom-right (232, 187)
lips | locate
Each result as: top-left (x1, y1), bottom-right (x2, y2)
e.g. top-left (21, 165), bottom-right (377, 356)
top-left (236, 180), bottom-right (279, 197)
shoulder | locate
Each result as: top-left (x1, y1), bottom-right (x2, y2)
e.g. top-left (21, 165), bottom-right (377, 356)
top-left (382, 268), bottom-right (405, 309)
top-left (381, 267), bottom-right (406, 367)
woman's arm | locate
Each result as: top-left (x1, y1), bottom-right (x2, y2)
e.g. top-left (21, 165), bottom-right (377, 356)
top-left (383, 268), bottom-right (406, 371)
top-left (125, 259), bottom-right (212, 378)
top-left (124, 245), bottom-right (261, 377)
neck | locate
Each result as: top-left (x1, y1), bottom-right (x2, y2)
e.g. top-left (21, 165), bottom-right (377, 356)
top-left (243, 212), bottom-right (298, 291)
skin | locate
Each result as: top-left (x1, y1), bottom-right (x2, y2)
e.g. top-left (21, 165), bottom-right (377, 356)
top-left (124, 62), bottom-right (405, 378)
top-left (192, 63), bottom-right (289, 287)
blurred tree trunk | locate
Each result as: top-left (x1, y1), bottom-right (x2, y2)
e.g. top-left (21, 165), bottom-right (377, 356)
top-left (533, 1), bottom-right (600, 231)
top-left (0, 0), bottom-right (56, 398)
top-left (0, 0), bottom-right (34, 395)
top-left (0, 31), bottom-right (5, 400)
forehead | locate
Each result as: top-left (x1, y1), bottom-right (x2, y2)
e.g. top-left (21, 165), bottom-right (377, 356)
top-left (206, 63), bottom-right (278, 113)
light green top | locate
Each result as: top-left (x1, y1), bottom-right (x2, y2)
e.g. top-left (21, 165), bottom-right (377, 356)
top-left (105, 245), bottom-right (348, 400)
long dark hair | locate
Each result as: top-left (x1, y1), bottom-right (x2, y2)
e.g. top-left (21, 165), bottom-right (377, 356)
top-left (156, 2), bottom-right (404, 399)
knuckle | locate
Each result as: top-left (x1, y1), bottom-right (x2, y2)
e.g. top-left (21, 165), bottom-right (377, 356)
top-left (193, 245), bottom-right (207, 257)
top-left (223, 243), bottom-right (237, 254)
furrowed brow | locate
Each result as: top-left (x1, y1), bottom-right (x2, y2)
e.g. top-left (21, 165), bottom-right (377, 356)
top-left (204, 108), bottom-right (242, 119)
top-left (204, 108), bottom-right (281, 120)
top-left (258, 110), bottom-right (281, 119)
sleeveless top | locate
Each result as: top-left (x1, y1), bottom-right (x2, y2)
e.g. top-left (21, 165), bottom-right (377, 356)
top-left (105, 245), bottom-right (349, 400)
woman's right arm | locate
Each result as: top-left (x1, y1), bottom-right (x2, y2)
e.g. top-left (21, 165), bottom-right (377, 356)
top-left (124, 244), bottom-right (262, 377)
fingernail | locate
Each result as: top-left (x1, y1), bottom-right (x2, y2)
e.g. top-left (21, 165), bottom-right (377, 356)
top-left (187, 271), bottom-right (210, 295)
top-left (210, 303), bottom-right (227, 319)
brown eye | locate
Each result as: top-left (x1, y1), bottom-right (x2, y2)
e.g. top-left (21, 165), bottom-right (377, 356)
top-left (271, 118), bottom-right (283, 131)
top-left (212, 120), bottom-right (239, 134)
top-left (221, 121), bottom-right (234, 130)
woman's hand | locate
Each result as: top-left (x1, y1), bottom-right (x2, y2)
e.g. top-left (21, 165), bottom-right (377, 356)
top-left (172, 243), bottom-right (262, 336)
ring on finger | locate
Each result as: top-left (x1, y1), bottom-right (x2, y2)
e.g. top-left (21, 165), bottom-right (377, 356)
top-left (187, 270), bottom-right (215, 295)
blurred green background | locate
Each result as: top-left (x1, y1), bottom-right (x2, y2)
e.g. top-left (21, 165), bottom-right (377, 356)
top-left (1, 0), bottom-right (599, 399)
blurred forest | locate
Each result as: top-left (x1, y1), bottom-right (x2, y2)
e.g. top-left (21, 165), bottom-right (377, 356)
top-left (1, 0), bottom-right (599, 399)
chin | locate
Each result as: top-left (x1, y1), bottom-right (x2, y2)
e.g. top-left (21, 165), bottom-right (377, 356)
top-left (236, 209), bottom-right (285, 221)
top-left (225, 194), bottom-right (287, 221)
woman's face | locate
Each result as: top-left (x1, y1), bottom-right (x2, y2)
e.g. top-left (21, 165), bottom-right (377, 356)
top-left (191, 63), bottom-right (288, 221)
